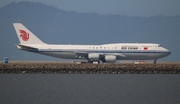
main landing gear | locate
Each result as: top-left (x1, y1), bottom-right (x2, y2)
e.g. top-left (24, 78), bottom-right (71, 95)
top-left (88, 61), bottom-right (100, 64)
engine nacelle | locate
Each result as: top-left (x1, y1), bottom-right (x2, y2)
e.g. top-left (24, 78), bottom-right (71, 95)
top-left (104, 55), bottom-right (116, 63)
top-left (88, 53), bottom-right (100, 61)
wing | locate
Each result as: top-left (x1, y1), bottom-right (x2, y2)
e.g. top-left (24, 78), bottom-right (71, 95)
top-left (73, 51), bottom-right (88, 58)
top-left (73, 51), bottom-right (126, 61)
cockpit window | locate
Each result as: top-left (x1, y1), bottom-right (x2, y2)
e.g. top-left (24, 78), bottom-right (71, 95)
top-left (158, 45), bottom-right (161, 47)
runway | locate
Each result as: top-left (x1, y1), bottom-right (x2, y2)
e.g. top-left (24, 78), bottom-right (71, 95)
top-left (0, 61), bottom-right (180, 74)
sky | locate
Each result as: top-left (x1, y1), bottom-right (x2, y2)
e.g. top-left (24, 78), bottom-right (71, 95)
top-left (0, 0), bottom-right (180, 16)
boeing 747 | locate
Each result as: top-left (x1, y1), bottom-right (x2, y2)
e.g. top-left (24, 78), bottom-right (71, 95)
top-left (13, 23), bottom-right (171, 63)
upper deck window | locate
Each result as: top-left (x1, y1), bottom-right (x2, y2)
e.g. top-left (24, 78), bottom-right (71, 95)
top-left (121, 47), bottom-right (127, 50)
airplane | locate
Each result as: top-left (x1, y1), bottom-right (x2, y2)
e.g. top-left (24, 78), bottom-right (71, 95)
top-left (13, 23), bottom-right (171, 64)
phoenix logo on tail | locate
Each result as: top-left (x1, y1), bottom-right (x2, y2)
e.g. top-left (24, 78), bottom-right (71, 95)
top-left (19, 30), bottom-right (29, 41)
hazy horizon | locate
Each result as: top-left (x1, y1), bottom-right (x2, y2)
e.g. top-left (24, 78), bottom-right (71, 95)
top-left (0, 0), bottom-right (180, 17)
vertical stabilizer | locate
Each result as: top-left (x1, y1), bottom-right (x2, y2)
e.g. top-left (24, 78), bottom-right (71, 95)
top-left (13, 23), bottom-right (45, 44)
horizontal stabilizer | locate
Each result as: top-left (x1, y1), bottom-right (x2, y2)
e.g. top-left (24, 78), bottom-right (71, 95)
top-left (16, 44), bottom-right (38, 51)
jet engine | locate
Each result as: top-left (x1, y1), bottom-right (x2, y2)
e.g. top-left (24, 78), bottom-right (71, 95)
top-left (88, 53), bottom-right (100, 61)
top-left (104, 55), bottom-right (116, 63)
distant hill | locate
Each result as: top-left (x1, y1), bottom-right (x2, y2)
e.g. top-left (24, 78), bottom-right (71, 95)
top-left (0, 1), bottom-right (179, 61)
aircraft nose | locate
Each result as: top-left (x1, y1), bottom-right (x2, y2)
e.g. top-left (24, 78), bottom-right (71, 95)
top-left (165, 49), bottom-right (171, 56)
top-left (167, 51), bottom-right (171, 56)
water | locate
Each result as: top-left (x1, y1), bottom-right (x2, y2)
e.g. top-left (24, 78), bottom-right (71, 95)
top-left (0, 74), bottom-right (179, 104)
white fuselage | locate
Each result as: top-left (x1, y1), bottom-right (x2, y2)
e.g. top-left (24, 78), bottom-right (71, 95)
top-left (18, 43), bottom-right (171, 61)
top-left (13, 23), bottom-right (171, 63)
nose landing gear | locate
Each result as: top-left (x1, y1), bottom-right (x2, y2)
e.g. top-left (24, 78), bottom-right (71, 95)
top-left (154, 59), bottom-right (157, 64)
